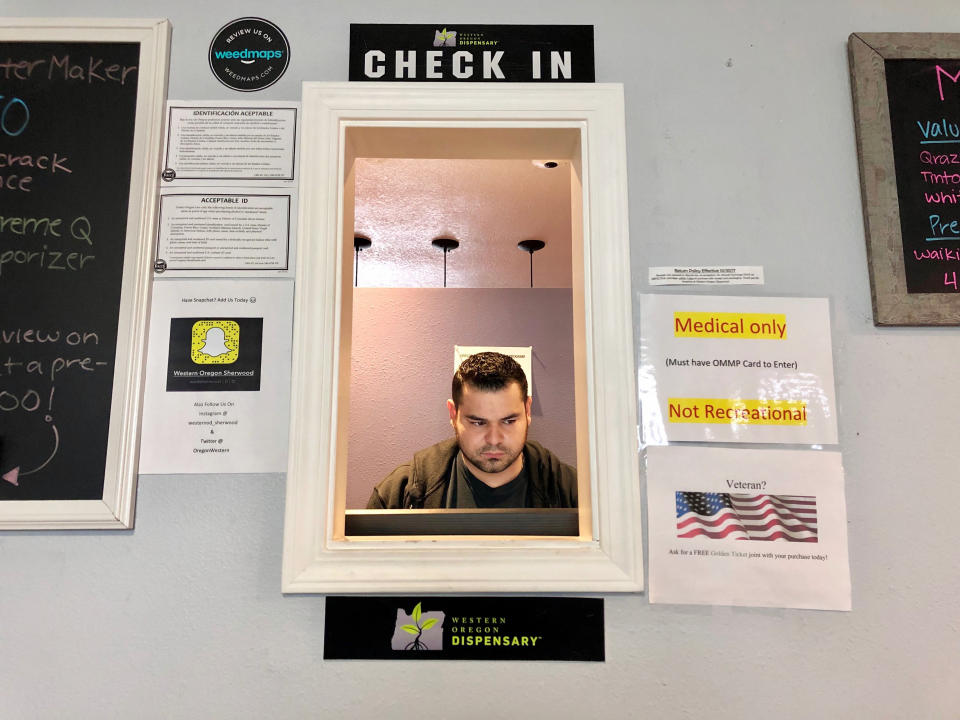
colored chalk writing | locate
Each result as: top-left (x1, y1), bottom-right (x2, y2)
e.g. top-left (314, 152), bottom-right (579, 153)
top-left (885, 59), bottom-right (960, 292)
top-left (0, 40), bottom-right (139, 500)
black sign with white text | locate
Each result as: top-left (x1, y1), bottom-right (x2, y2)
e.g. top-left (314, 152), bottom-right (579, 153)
top-left (349, 24), bottom-right (594, 82)
top-left (324, 596), bottom-right (604, 661)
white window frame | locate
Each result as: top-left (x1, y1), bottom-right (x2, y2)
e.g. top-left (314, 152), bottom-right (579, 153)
top-left (283, 82), bottom-right (642, 592)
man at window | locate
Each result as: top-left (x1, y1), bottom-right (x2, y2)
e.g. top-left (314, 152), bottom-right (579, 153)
top-left (366, 352), bottom-right (577, 509)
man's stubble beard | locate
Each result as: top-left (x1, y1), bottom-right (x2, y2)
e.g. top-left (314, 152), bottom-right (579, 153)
top-left (455, 425), bottom-right (528, 475)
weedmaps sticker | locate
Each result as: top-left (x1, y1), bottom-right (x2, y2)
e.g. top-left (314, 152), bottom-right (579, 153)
top-left (324, 596), bottom-right (603, 660)
top-left (209, 17), bottom-right (290, 91)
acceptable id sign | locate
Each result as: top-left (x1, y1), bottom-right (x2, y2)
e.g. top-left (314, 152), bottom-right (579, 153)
top-left (639, 295), bottom-right (838, 445)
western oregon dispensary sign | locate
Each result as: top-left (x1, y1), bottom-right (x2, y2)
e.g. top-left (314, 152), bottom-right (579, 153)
top-left (348, 24), bottom-right (594, 82)
top-left (324, 596), bottom-right (604, 660)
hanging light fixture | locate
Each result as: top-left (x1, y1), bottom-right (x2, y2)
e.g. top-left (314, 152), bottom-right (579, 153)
top-left (353, 236), bottom-right (372, 287)
top-left (431, 237), bottom-right (459, 287)
top-left (517, 239), bottom-right (546, 288)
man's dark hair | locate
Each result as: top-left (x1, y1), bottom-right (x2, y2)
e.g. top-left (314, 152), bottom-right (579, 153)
top-left (452, 351), bottom-right (528, 407)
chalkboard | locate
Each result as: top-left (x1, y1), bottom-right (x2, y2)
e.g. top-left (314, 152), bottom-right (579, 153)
top-left (885, 59), bottom-right (960, 293)
top-left (0, 20), bottom-right (170, 528)
top-left (850, 33), bottom-right (960, 325)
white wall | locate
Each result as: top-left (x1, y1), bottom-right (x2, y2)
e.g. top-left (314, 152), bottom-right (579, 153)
top-left (2, 1), bottom-right (958, 717)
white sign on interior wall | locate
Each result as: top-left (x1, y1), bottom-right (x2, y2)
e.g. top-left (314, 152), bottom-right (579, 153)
top-left (454, 346), bottom-right (533, 397)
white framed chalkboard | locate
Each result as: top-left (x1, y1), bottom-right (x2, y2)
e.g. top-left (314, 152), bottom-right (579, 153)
top-left (0, 19), bottom-right (170, 528)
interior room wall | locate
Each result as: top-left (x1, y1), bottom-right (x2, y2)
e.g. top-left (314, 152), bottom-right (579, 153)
top-left (2, 1), bottom-right (958, 718)
top-left (353, 158), bottom-right (574, 288)
top-left (347, 288), bottom-right (576, 508)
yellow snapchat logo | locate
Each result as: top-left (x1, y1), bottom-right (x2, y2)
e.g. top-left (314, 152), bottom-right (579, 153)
top-left (190, 320), bottom-right (239, 364)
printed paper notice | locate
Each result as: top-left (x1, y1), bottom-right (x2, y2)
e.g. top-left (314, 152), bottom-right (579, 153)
top-left (639, 294), bottom-right (838, 444)
top-left (139, 279), bottom-right (293, 474)
top-left (156, 192), bottom-right (293, 274)
top-left (646, 446), bottom-right (851, 610)
top-left (162, 102), bottom-right (298, 183)
top-left (648, 266), bottom-right (764, 286)
top-left (454, 346), bottom-right (532, 397)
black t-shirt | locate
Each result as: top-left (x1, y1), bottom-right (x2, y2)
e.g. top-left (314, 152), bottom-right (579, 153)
top-left (444, 451), bottom-right (529, 508)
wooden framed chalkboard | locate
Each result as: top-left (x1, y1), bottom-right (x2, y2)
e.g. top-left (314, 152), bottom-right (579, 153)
top-left (850, 33), bottom-right (960, 325)
top-left (0, 19), bottom-right (170, 528)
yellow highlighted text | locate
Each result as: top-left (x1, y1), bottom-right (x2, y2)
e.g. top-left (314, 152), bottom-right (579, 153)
top-left (668, 397), bottom-right (807, 425)
top-left (674, 312), bottom-right (787, 339)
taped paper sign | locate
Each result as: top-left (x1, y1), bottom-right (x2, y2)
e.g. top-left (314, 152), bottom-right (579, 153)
top-left (454, 346), bottom-right (533, 398)
top-left (639, 295), bottom-right (838, 444)
top-left (648, 265), bottom-right (764, 286)
top-left (646, 445), bottom-right (851, 610)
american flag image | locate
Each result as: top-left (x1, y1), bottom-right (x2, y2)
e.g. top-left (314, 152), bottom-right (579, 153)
top-left (676, 492), bottom-right (818, 542)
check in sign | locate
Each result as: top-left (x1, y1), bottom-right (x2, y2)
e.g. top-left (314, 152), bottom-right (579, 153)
top-left (349, 24), bottom-right (595, 82)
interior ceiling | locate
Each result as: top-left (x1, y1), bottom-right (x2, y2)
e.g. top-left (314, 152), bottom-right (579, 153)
top-left (352, 158), bottom-right (573, 288)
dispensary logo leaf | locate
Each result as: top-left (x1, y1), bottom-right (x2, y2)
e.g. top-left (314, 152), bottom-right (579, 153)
top-left (392, 602), bottom-right (444, 651)
top-left (433, 28), bottom-right (457, 47)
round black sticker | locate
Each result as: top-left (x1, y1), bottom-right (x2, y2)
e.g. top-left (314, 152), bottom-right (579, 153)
top-left (208, 17), bottom-right (290, 92)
